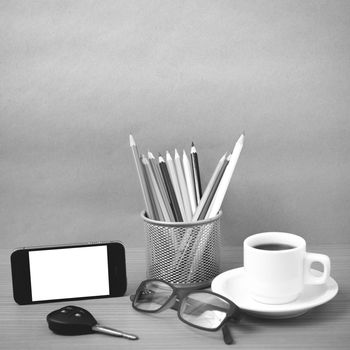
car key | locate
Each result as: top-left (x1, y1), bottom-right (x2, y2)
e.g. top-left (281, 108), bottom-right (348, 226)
top-left (47, 305), bottom-right (138, 340)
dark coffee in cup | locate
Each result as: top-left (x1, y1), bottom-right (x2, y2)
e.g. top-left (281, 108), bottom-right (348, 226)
top-left (253, 243), bottom-right (295, 251)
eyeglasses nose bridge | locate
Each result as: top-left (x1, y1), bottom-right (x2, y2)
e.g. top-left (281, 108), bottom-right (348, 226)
top-left (160, 291), bottom-right (178, 311)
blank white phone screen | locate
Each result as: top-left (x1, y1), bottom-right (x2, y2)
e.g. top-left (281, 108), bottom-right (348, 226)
top-left (29, 246), bottom-right (110, 301)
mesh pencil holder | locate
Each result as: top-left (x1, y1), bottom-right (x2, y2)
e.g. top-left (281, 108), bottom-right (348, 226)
top-left (141, 211), bottom-right (222, 289)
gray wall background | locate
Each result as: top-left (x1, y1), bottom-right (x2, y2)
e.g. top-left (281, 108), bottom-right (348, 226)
top-left (1, 0), bottom-right (349, 249)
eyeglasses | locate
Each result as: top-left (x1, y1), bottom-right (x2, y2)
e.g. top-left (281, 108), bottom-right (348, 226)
top-left (131, 279), bottom-right (240, 345)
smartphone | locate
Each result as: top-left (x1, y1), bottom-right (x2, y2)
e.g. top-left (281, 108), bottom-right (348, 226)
top-left (11, 241), bottom-right (126, 305)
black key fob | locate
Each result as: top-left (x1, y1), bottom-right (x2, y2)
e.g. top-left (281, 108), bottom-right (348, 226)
top-left (47, 305), bottom-right (97, 335)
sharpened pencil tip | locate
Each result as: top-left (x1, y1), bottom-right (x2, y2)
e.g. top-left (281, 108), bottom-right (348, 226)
top-left (129, 134), bottom-right (136, 147)
top-left (232, 133), bottom-right (245, 151)
top-left (220, 152), bottom-right (227, 161)
top-left (174, 148), bottom-right (180, 157)
top-left (238, 132), bottom-right (245, 144)
top-left (166, 151), bottom-right (172, 160)
top-left (141, 154), bottom-right (148, 164)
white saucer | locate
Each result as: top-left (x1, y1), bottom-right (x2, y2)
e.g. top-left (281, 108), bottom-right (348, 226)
top-left (211, 267), bottom-right (338, 319)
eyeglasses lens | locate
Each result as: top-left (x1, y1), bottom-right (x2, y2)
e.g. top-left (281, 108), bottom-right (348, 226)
top-left (134, 280), bottom-right (173, 311)
top-left (180, 292), bottom-right (230, 329)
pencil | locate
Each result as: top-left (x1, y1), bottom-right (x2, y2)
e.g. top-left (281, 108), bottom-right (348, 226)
top-left (197, 154), bottom-right (230, 220)
top-left (129, 134), bottom-right (155, 219)
top-left (191, 142), bottom-right (202, 204)
top-left (182, 150), bottom-right (197, 215)
top-left (174, 149), bottom-right (192, 222)
top-left (179, 154), bottom-right (229, 271)
top-left (166, 151), bottom-right (187, 222)
top-left (141, 155), bottom-right (163, 221)
top-left (143, 154), bottom-right (173, 222)
top-left (148, 151), bottom-right (175, 222)
top-left (192, 152), bottom-right (228, 221)
top-left (159, 155), bottom-right (183, 221)
top-left (205, 133), bottom-right (245, 219)
top-left (140, 155), bottom-right (159, 220)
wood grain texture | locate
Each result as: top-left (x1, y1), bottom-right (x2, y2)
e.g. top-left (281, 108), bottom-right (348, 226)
top-left (1, 245), bottom-right (349, 349)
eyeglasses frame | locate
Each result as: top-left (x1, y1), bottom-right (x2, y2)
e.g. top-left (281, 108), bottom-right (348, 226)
top-left (131, 278), bottom-right (240, 333)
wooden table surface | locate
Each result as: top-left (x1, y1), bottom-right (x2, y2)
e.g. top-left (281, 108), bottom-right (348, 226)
top-left (1, 245), bottom-right (349, 349)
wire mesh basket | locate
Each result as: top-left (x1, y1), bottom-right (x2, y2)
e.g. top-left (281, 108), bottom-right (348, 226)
top-left (141, 211), bottom-right (222, 289)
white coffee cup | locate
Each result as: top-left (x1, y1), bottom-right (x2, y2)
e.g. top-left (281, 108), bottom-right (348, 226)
top-left (244, 232), bottom-right (331, 304)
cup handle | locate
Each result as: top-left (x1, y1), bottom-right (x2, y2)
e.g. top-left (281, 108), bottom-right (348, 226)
top-left (304, 252), bottom-right (331, 285)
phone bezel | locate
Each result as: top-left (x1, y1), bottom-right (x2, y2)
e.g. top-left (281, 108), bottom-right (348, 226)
top-left (11, 241), bottom-right (126, 305)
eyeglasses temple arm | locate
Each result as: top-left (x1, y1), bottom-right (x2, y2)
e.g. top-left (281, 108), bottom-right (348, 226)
top-left (222, 324), bottom-right (234, 345)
